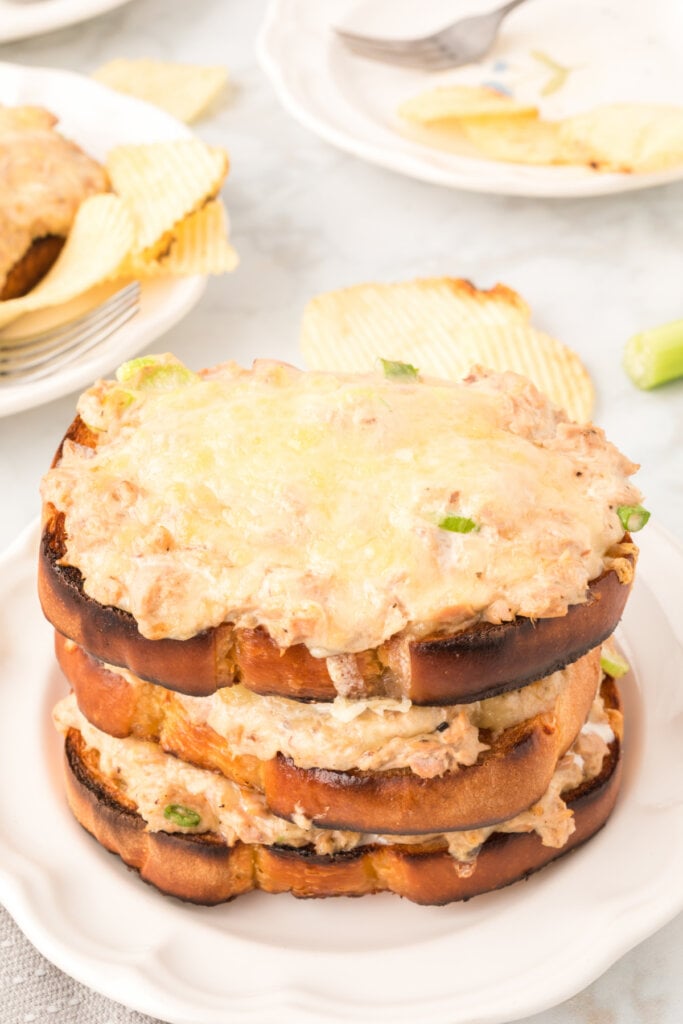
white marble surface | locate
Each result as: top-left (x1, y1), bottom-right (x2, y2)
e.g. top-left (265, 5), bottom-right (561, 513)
top-left (0, 1), bottom-right (682, 1022)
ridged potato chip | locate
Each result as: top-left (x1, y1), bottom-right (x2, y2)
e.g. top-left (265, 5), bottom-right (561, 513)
top-left (93, 59), bottom-right (228, 124)
top-left (558, 103), bottom-right (683, 173)
top-left (106, 140), bottom-right (228, 256)
top-left (399, 84), bottom-right (683, 173)
top-left (300, 278), bottom-right (594, 423)
top-left (0, 194), bottom-right (134, 329)
top-left (399, 85), bottom-right (538, 124)
top-left (461, 118), bottom-right (575, 165)
top-left (120, 200), bottom-right (238, 278)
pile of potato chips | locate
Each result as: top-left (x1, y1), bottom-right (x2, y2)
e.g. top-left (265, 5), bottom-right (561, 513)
top-left (399, 85), bottom-right (683, 173)
top-left (300, 277), bottom-right (594, 423)
top-left (0, 138), bottom-right (237, 331)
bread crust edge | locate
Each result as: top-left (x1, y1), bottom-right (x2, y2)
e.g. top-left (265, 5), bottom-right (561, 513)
top-left (61, 680), bottom-right (622, 905)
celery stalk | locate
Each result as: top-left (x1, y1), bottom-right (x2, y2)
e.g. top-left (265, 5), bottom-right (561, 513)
top-left (624, 318), bottom-right (683, 390)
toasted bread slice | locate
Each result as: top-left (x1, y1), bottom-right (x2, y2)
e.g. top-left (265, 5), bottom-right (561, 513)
top-left (1, 105), bottom-right (109, 298)
top-left (41, 446), bottom-right (635, 707)
top-left (61, 682), bottom-right (622, 905)
top-left (0, 235), bottom-right (65, 300)
top-left (57, 633), bottom-right (601, 833)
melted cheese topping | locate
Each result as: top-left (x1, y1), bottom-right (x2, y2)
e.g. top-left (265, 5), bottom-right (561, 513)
top-left (41, 358), bottom-right (640, 654)
top-left (0, 105), bottom-right (108, 290)
top-left (53, 694), bottom-right (615, 862)
top-left (105, 655), bottom-right (578, 777)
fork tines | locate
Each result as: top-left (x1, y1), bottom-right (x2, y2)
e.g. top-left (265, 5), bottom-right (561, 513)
top-left (0, 282), bottom-right (141, 382)
top-left (335, 28), bottom-right (456, 69)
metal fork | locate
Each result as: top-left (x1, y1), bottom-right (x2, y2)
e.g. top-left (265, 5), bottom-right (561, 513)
top-left (335, 0), bottom-right (529, 71)
top-left (0, 282), bottom-right (141, 383)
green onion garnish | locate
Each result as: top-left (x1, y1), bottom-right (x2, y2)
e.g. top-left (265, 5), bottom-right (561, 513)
top-left (164, 804), bottom-right (201, 828)
top-left (617, 504), bottom-right (650, 532)
top-left (623, 318), bottom-right (683, 390)
top-left (117, 356), bottom-right (198, 391)
top-left (600, 642), bottom-right (630, 679)
top-left (379, 358), bottom-right (419, 380)
top-left (439, 515), bottom-right (478, 534)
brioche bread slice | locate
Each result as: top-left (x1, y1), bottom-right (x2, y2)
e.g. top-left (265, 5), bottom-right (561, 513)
top-left (41, 461), bottom-right (635, 705)
top-left (57, 633), bottom-right (601, 833)
top-left (60, 679), bottom-right (622, 905)
top-left (0, 105), bottom-right (109, 298)
top-left (0, 236), bottom-right (66, 300)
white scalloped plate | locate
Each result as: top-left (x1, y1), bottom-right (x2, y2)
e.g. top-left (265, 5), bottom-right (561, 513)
top-left (258, 0), bottom-right (683, 198)
top-left (0, 0), bottom-right (134, 43)
top-left (1, 519), bottom-right (682, 1024)
top-left (0, 62), bottom-right (206, 417)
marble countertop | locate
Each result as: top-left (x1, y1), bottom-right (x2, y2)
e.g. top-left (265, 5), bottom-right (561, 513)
top-left (0, 1), bottom-right (682, 1022)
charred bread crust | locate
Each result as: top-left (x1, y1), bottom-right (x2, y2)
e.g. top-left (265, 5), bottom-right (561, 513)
top-left (0, 235), bottom-right (65, 300)
top-left (61, 683), bottom-right (622, 905)
top-left (40, 416), bottom-right (635, 705)
top-left (57, 634), bottom-right (601, 834)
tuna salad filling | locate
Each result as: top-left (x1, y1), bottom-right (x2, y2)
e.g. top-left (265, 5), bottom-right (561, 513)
top-left (54, 692), bottom-right (616, 868)
top-left (41, 358), bottom-right (641, 653)
top-left (71, 645), bottom-right (600, 778)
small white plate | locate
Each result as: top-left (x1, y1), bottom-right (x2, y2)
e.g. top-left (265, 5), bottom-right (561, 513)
top-left (258, 0), bottom-right (683, 198)
top-left (0, 61), bottom-right (207, 418)
top-left (0, 0), bottom-right (134, 44)
top-left (0, 519), bottom-right (682, 1024)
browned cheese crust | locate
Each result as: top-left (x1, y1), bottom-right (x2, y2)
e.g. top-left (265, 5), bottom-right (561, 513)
top-left (61, 679), bottom-right (622, 905)
top-left (40, 416), bottom-right (635, 705)
top-left (57, 634), bottom-right (601, 833)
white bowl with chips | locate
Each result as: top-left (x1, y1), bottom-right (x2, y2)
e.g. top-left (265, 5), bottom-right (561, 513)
top-left (259, 0), bottom-right (683, 197)
top-left (0, 61), bottom-right (214, 418)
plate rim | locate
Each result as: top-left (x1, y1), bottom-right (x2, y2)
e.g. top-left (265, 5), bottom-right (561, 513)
top-left (0, 518), bottom-right (682, 1024)
top-left (257, 0), bottom-right (683, 199)
top-left (0, 0), bottom-right (135, 44)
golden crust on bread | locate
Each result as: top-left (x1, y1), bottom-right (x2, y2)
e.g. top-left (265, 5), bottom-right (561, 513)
top-left (57, 633), bottom-right (602, 833)
top-left (0, 235), bottom-right (65, 301)
top-left (61, 681), bottom-right (622, 905)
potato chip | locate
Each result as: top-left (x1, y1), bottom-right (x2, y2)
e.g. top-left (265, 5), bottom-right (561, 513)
top-left (93, 59), bottom-right (228, 124)
top-left (120, 200), bottom-right (238, 278)
top-left (300, 278), bottom-right (593, 422)
top-left (0, 194), bottom-right (134, 329)
top-left (461, 117), bottom-right (576, 165)
top-left (558, 103), bottom-right (683, 173)
top-left (398, 85), bottom-right (538, 124)
top-left (106, 140), bottom-right (229, 256)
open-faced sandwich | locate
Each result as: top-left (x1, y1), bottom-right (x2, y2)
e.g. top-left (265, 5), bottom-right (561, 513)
top-left (0, 105), bottom-right (108, 301)
top-left (40, 355), bottom-right (645, 904)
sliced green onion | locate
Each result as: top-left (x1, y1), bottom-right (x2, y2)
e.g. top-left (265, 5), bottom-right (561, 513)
top-left (600, 641), bottom-right (630, 679)
top-left (617, 504), bottom-right (650, 532)
top-left (379, 358), bottom-right (419, 381)
top-left (439, 515), bottom-right (478, 534)
top-left (623, 318), bottom-right (683, 390)
top-left (117, 355), bottom-right (199, 391)
top-left (164, 804), bottom-right (201, 828)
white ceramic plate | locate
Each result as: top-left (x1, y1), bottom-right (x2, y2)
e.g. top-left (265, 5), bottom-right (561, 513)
top-left (258, 0), bottom-right (683, 198)
top-left (0, 0), bottom-right (133, 43)
top-left (0, 62), bottom-right (206, 418)
top-left (1, 520), bottom-right (682, 1024)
